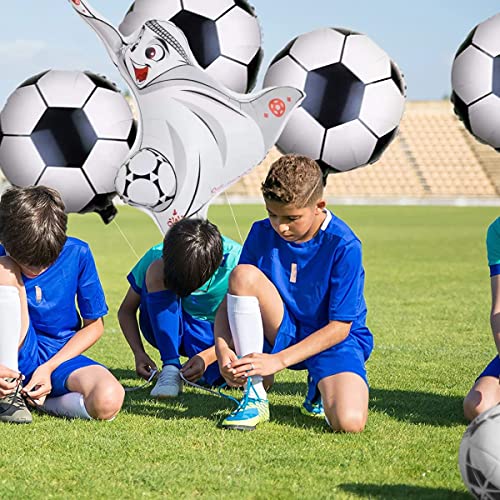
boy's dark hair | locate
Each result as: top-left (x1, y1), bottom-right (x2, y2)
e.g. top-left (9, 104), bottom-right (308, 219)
top-left (162, 218), bottom-right (223, 298)
top-left (261, 154), bottom-right (324, 208)
top-left (0, 186), bottom-right (68, 268)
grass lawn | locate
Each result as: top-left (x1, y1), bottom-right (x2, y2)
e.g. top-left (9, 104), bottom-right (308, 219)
top-left (0, 203), bottom-right (497, 499)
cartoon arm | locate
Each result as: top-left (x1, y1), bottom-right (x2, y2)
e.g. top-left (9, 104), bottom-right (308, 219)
top-left (67, 0), bottom-right (124, 65)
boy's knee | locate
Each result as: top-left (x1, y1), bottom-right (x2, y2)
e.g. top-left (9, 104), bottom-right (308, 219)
top-left (229, 264), bottom-right (261, 295)
top-left (463, 393), bottom-right (494, 422)
top-left (89, 383), bottom-right (125, 420)
top-left (326, 409), bottom-right (366, 433)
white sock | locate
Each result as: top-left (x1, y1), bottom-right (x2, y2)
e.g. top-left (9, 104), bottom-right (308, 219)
top-left (42, 392), bottom-right (93, 420)
top-left (0, 286), bottom-right (21, 372)
top-left (227, 294), bottom-right (267, 400)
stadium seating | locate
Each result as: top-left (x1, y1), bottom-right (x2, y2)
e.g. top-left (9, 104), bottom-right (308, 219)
top-left (225, 100), bottom-right (500, 202)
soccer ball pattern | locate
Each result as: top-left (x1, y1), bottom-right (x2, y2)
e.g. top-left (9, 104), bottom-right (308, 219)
top-left (119, 0), bottom-right (263, 93)
top-left (459, 404), bottom-right (500, 499)
top-left (115, 147), bottom-right (176, 213)
top-left (451, 13), bottom-right (500, 151)
top-left (0, 70), bottom-right (137, 223)
top-left (263, 28), bottom-right (406, 176)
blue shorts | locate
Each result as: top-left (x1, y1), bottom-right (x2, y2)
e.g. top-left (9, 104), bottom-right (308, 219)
top-left (264, 305), bottom-right (372, 387)
top-left (18, 323), bottom-right (103, 397)
top-left (477, 356), bottom-right (500, 380)
top-left (141, 310), bottom-right (223, 387)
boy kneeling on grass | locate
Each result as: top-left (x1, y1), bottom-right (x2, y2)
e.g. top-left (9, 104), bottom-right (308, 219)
top-left (215, 155), bottom-right (373, 432)
top-left (0, 186), bottom-right (124, 423)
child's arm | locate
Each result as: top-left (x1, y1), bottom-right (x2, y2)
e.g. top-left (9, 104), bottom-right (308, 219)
top-left (118, 287), bottom-right (158, 380)
top-left (490, 275), bottom-right (500, 358)
top-left (22, 317), bottom-right (105, 402)
top-left (230, 320), bottom-right (352, 378)
top-left (181, 347), bottom-right (217, 382)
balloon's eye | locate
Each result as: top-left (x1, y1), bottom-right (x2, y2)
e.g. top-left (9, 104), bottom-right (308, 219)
top-left (145, 45), bottom-right (165, 61)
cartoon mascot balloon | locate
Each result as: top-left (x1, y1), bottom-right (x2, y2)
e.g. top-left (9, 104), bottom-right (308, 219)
top-left (68, 0), bottom-right (304, 233)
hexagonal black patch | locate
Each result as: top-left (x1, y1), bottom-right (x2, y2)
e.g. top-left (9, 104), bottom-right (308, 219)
top-left (368, 128), bottom-right (398, 164)
top-left (451, 91), bottom-right (472, 133)
top-left (31, 108), bottom-right (97, 168)
top-left (493, 56), bottom-right (500, 98)
top-left (247, 47), bottom-right (264, 92)
top-left (0, 119), bottom-right (3, 149)
top-left (303, 63), bottom-right (365, 129)
top-left (18, 70), bottom-right (50, 89)
top-left (455, 27), bottom-right (476, 59)
top-left (84, 71), bottom-right (118, 92)
top-left (234, 0), bottom-right (256, 17)
top-left (269, 38), bottom-right (297, 67)
top-left (171, 11), bottom-right (220, 68)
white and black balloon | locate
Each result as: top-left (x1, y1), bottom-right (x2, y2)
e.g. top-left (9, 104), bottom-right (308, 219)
top-left (0, 69), bottom-right (137, 223)
top-left (263, 27), bottom-right (406, 177)
top-left (119, 0), bottom-right (263, 94)
top-left (70, 0), bottom-right (302, 234)
top-left (451, 13), bottom-right (500, 152)
top-left (459, 404), bottom-right (500, 499)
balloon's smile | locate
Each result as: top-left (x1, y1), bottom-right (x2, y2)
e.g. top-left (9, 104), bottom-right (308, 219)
top-left (132, 62), bottom-right (149, 82)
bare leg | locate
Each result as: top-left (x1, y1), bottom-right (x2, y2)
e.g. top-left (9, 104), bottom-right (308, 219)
top-left (319, 372), bottom-right (369, 433)
top-left (463, 376), bottom-right (500, 421)
top-left (66, 365), bottom-right (125, 420)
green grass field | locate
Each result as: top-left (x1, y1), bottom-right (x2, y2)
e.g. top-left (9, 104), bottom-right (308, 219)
top-left (0, 203), bottom-right (497, 499)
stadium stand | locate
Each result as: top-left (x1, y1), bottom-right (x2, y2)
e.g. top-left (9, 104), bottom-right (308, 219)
top-left (225, 100), bottom-right (500, 204)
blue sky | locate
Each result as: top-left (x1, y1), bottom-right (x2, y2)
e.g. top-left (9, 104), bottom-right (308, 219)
top-left (0, 1), bottom-right (498, 107)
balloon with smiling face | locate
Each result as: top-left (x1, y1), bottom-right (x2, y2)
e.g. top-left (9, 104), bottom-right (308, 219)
top-left (68, 0), bottom-right (304, 234)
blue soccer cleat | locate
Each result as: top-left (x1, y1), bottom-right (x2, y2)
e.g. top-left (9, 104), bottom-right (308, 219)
top-left (301, 376), bottom-right (324, 418)
top-left (222, 379), bottom-right (269, 431)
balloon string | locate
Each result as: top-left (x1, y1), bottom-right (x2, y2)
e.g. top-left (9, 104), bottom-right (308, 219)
top-left (224, 192), bottom-right (244, 244)
top-left (112, 218), bottom-right (140, 260)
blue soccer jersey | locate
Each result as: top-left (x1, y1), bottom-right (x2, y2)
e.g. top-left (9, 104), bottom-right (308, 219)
top-left (487, 217), bottom-right (500, 277)
top-left (239, 210), bottom-right (372, 348)
top-left (0, 237), bottom-right (108, 341)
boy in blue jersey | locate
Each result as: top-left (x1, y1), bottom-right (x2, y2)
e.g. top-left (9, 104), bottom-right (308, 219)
top-left (118, 218), bottom-right (242, 398)
top-left (0, 186), bottom-right (124, 423)
top-left (464, 217), bottom-right (500, 420)
top-left (215, 154), bottom-right (373, 431)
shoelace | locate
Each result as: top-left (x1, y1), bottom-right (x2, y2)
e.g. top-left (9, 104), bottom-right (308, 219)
top-left (229, 378), bottom-right (265, 415)
top-left (124, 369), bottom-right (158, 393)
top-left (179, 371), bottom-right (241, 407)
top-left (0, 375), bottom-right (25, 414)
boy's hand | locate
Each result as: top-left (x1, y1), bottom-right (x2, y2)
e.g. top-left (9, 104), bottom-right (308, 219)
top-left (181, 355), bottom-right (205, 382)
top-left (22, 364), bottom-right (53, 404)
top-left (217, 348), bottom-right (246, 387)
top-left (0, 366), bottom-right (22, 397)
top-left (134, 352), bottom-right (158, 380)
top-left (231, 353), bottom-right (285, 378)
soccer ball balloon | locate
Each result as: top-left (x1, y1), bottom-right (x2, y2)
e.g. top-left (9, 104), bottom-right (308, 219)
top-left (451, 13), bottom-right (500, 151)
top-left (263, 27), bottom-right (406, 176)
top-left (459, 404), bottom-right (500, 499)
top-left (119, 0), bottom-right (263, 93)
top-left (115, 147), bottom-right (176, 213)
top-left (0, 70), bottom-right (137, 223)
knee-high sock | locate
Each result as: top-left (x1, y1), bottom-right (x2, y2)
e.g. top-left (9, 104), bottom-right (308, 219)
top-left (42, 392), bottom-right (92, 420)
top-left (227, 294), bottom-right (267, 400)
top-left (145, 290), bottom-right (182, 367)
top-left (0, 286), bottom-right (21, 372)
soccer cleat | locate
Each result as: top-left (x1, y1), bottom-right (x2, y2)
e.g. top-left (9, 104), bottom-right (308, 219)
top-left (0, 378), bottom-right (32, 424)
top-left (301, 397), bottom-right (325, 418)
top-left (301, 376), bottom-right (324, 418)
top-left (221, 379), bottom-right (269, 431)
top-left (150, 365), bottom-right (183, 398)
